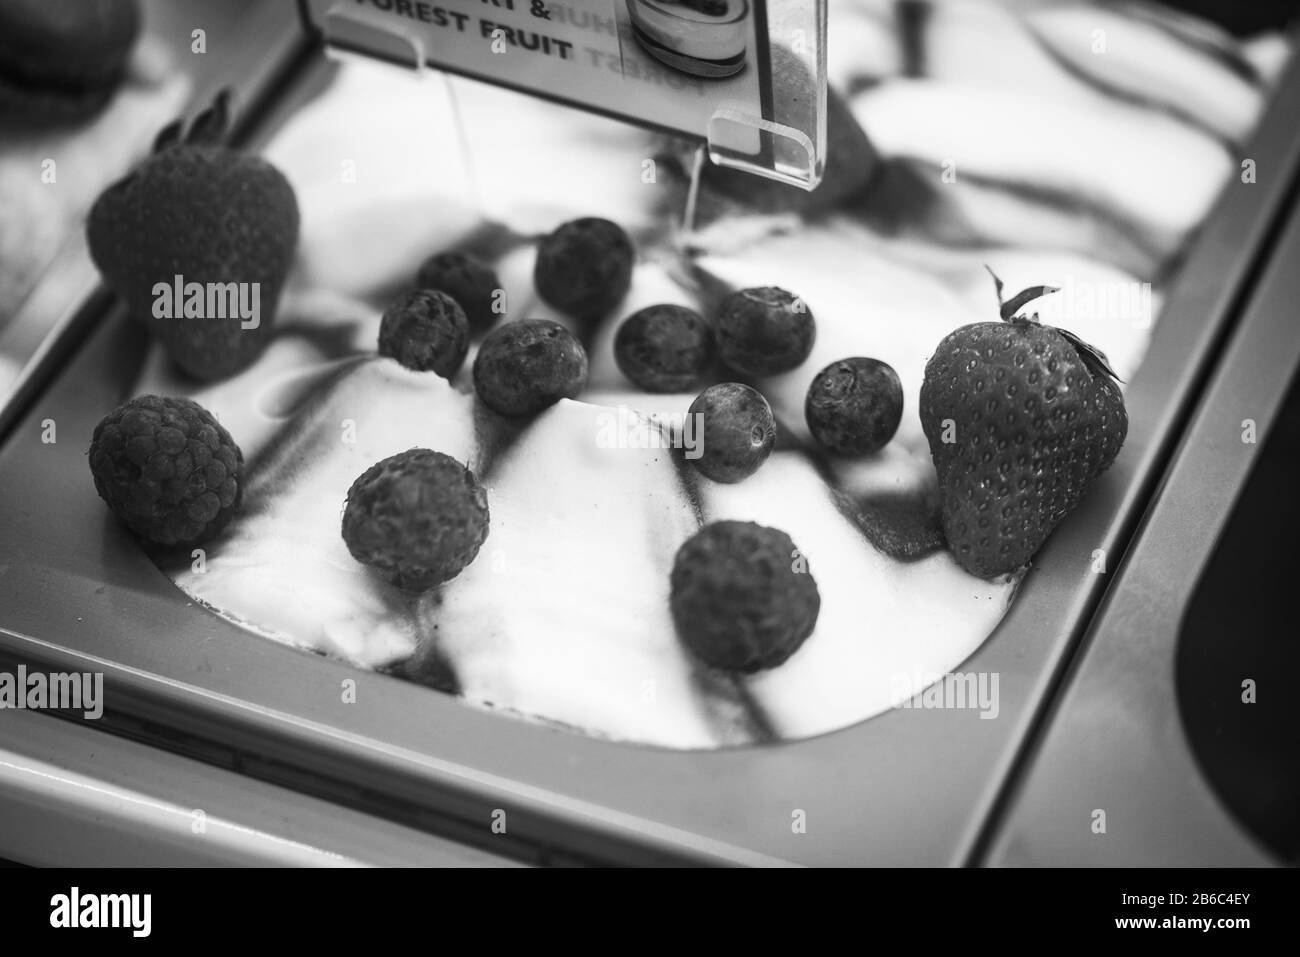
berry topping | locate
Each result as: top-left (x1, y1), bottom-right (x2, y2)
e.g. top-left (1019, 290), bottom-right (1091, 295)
top-left (377, 289), bottom-right (470, 379)
top-left (533, 217), bottom-right (634, 324)
top-left (669, 520), bottom-right (820, 673)
top-left (88, 394), bottom-right (243, 547)
top-left (805, 357), bottom-right (903, 456)
top-left (415, 251), bottom-right (502, 335)
top-left (341, 449), bottom-right (490, 592)
top-left (714, 286), bottom-right (816, 376)
top-left (919, 269), bottom-right (1128, 579)
top-left (472, 319), bottom-right (589, 416)
top-left (613, 303), bottom-right (715, 392)
top-left (86, 91), bottom-right (299, 381)
top-left (687, 382), bottom-right (777, 484)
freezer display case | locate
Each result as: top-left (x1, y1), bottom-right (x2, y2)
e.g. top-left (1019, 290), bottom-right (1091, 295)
top-left (0, 0), bottom-right (1297, 865)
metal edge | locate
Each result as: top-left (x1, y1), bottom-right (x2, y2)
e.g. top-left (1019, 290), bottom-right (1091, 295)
top-left (978, 189), bottom-right (1300, 867)
top-left (0, 707), bottom-right (522, 866)
top-left (954, 43), bottom-right (1300, 867)
top-left (0, 632), bottom-right (787, 867)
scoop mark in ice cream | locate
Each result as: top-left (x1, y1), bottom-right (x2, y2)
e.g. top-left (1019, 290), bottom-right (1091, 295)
top-left (834, 491), bottom-right (945, 563)
top-left (595, 404), bottom-right (705, 459)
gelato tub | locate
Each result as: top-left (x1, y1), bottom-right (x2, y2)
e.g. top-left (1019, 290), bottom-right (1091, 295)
top-left (0, 0), bottom-right (1297, 865)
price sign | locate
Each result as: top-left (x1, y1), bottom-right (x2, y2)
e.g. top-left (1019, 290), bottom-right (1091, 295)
top-left (298, 0), bottom-right (827, 189)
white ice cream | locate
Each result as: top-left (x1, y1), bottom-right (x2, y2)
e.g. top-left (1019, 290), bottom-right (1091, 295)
top-left (123, 2), bottom-right (1287, 748)
top-left (698, 453), bottom-right (1016, 738)
top-left (696, 217), bottom-right (985, 497)
top-left (434, 399), bottom-right (756, 747)
top-left (170, 356), bottom-right (479, 667)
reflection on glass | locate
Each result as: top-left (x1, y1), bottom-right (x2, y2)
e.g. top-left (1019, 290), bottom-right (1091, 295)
top-left (625, 0), bottom-right (751, 78)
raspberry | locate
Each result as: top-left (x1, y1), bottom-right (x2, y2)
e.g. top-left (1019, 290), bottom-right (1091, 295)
top-left (688, 382), bottom-right (776, 483)
top-left (88, 394), bottom-right (243, 547)
top-left (341, 449), bottom-right (489, 592)
top-left (472, 319), bottom-right (588, 416)
top-left (715, 286), bottom-right (816, 376)
top-left (805, 357), bottom-right (903, 456)
top-left (415, 251), bottom-right (502, 335)
top-left (378, 289), bottom-right (469, 379)
top-left (669, 521), bottom-right (820, 673)
top-left (533, 217), bottom-right (634, 325)
top-left (613, 304), bottom-right (715, 392)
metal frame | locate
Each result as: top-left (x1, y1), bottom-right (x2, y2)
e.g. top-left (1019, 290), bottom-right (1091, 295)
top-left (980, 184), bottom-right (1300, 868)
top-left (0, 18), bottom-right (1298, 866)
top-left (0, 707), bottom-right (520, 866)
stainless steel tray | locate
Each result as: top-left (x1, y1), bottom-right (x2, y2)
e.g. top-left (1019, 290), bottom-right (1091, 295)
top-left (983, 184), bottom-right (1300, 867)
top-left (1, 15), bottom-right (1299, 866)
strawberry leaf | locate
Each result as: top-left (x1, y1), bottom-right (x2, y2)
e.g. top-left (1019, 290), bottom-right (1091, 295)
top-left (984, 266), bottom-right (1122, 382)
top-left (985, 264), bottom-right (1004, 303)
top-left (984, 266), bottom-right (1058, 323)
top-left (187, 89), bottom-right (232, 145)
top-left (152, 119), bottom-right (183, 154)
top-left (1059, 328), bottom-right (1124, 383)
top-left (1000, 285), bottom-right (1059, 323)
top-left (150, 89), bottom-right (233, 155)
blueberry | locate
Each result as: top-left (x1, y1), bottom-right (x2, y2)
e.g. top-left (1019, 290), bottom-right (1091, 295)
top-left (715, 286), bottom-right (815, 376)
top-left (533, 217), bottom-right (634, 325)
top-left (805, 357), bottom-right (902, 455)
top-left (614, 304), bottom-right (715, 393)
top-left (415, 251), bottom-right (502, 335)
top-left (473, 319), bottom-right (588, 416)
top-left (687, 382), bottom-right (776, 483)
top-left (378, 289), bottom-right (469, 379)
top-left (670, 520), bottom-right (820, 673)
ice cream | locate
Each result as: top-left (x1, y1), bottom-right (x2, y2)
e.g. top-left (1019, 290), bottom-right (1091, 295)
top-left (119, 1), bottom-right (1289, 748)
top-left (165, 355), bottom-right (480, 667)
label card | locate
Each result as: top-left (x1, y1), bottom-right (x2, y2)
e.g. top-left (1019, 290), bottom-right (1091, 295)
top-left (299, 0), bottom-right (827, 188)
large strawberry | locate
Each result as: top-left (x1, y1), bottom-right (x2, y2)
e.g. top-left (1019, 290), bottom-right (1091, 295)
top-left (919, 270), bottom-right (1128, 579)
top-left (87, 90), bottom-right (298, 381)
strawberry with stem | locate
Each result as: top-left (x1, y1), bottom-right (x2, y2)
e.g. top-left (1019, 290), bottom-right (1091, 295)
top-left (88, 90), bottom-right (299, 381)
top-left (919, 268), bottom-right (1128, 579)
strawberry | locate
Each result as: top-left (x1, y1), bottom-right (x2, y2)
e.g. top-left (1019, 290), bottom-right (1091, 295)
top-left (87, 90), bottom-right (299, 381)
top-left (919, 269), bottom-right (1128, 579)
